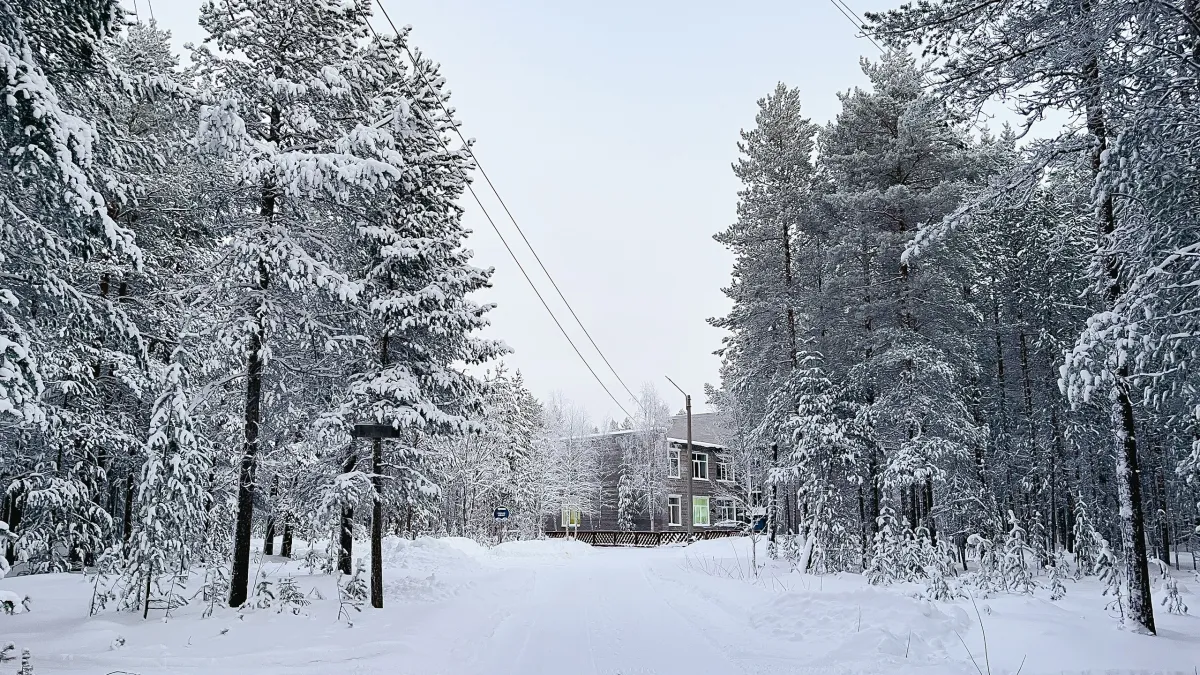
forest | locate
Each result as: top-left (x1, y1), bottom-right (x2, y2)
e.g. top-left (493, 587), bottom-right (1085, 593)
top-left (709, 1), bottom-right (1200, 636)
top-left (2, 0), bottom-right (1199, 648)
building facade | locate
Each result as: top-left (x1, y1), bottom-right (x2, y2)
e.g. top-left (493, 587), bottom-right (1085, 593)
top-left (545, 413), bottom-right (759, 533)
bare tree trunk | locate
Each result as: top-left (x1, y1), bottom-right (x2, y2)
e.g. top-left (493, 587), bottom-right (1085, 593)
top-left (122, 472), bottom-right (135, 548)
top-left (338, 449), bottom-right (357, 575)
top-left (263, 475), bottom-right (278, 556)
top-left (280, 519), bottom-right (293, 558)
top-left (1083, 47), bottom-right (1155, 634)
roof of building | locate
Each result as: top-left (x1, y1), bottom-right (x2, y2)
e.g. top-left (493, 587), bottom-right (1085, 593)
top-left (666, 412), bottom-right (727, 449)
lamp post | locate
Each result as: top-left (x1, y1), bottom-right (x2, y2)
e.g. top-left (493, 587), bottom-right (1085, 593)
top-left (352, 422), bottom-right (399, 609)
top-left (665, 376), bottom-right (693, 537)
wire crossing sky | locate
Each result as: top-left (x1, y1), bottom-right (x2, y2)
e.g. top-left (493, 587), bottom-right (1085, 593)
top-left (137, 0), bottom-right (903, 421)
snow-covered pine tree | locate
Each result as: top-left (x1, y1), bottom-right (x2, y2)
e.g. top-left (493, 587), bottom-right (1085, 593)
top-left (820, 52), bottom-right (988, 545)
top-left (1048, 549), bottom-right (1069, 601)
top-left (711, 83), bottom-right (820, 463)
top-left (0, 0), bottom-right (166, 572)
top-left (120, 350), bottom-right (210, 618)
top-left (193, 0), bottom-right (414, 608)
top-left (1072, 498), bottom-right (1100, 579)
top-left (768, 353), bottom-right (857, 573)
top-left (616, 472), bottom-right (636, 532)
top-left (337, 35), bottom-right (506, 601)
top-left (869, 0), bottom-right (1161, 635)
top-left (1002, 511), bottom-right (1035, 595)
top-left (1095, 532), bottom-right (1125, 622)
top-left (866, 507), bottom-right (901, 585)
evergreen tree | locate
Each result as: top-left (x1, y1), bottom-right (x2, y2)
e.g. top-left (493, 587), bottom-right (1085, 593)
top-left (194, 0), bottom-right (404, 608)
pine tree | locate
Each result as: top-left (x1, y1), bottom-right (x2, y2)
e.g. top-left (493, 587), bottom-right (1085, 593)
top-left (870, 0), bottom-right (1161, 635)
top-left (1048, 550), bottom-right (1068, 602)
top-left (1096, 533), bottom-right (1125, 621)
top-left (120, 351), bottom-right (210, 618)
top-left (711, 83), bottom-right (819, 457)
top-left (1002, 511), bottom-right (1035, 595)
top-left (194, 0), bottom-right (402, 608)
top-left (1072, 498), bottom-right (1100, 579)
top-left (617, 472), bottom-right (636, 532)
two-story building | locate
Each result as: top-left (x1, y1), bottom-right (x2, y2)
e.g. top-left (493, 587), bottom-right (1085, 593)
top-left (545, 412), bottom-right (755, 533)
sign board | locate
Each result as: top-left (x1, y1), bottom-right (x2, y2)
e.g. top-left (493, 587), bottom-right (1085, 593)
top-left (493, 507), bottom-right (510, 520)
top-left (352, 423), bottom-right (402, 439)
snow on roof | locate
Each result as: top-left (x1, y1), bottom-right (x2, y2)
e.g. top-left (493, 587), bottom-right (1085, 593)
top-left (555, 429), bottom-right (638, 442)
top-left (666, 412), bottom-right (727, 449)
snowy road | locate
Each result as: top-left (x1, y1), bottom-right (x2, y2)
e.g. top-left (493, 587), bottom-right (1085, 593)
top-left (401, 549), bottom-right (751, 675)
top-left (5, 537), bottom-right (1199, 675)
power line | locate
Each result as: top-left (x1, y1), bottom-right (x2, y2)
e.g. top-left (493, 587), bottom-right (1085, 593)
top-left (373, 0), bottom-right (646, 415)
top-left (828, 0), bottom-right (885, 54)
top-left (363, 12), bottom-right (637, 421)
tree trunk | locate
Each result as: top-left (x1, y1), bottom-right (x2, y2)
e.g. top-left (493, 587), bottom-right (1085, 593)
top-left (229, 101), bottom-right (282, 609)
top-left (263, 475), bottom-right (278, 556)
top-left (263, 517), bottom-right (275, 556)
top-left (122, 472), bottom-right (134, 547)
top-left (338, 449), bottom-right (357, 575)
top-left (1152, 436), bottom-right (1169, 565)
top-left (1083, 49), bottom-right (1155, 634)
top-left (280, 518), bottom-right (293, 559)
top-left (229, 269), bottom-right (266, 608)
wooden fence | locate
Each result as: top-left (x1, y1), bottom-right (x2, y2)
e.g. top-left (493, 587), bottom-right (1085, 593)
top-left (543, 530), bottom-right (740, 547)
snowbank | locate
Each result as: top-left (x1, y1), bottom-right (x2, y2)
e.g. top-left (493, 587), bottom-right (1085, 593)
top-left (752, 587), bottom-right (970, 666)
top-left (381, 535), bottom-right (483, 575)
top-left (490, 539), bottom-right (593, 559)
top-left (680, 535), bottom-right (767, 561)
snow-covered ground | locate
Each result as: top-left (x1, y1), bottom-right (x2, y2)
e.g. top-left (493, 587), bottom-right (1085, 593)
top-left (2, 537), bottom-right (1198, 674)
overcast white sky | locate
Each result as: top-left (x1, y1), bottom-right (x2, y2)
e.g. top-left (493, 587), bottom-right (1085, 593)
top-left (133, 0), bottom-right (905, 422)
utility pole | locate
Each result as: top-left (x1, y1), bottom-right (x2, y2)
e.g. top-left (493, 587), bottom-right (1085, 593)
top-left (666, 376), bottom-right (693, 536)
top-left (770, 443), bottom-right (778, 545)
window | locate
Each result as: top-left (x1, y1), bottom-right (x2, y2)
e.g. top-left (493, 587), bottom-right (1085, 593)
top-left (667, 495), bottom-right (682, 526)
top-left (668, 448), bottom-right (681, 478)
top-left (716, 459), bottom-right (732, 482)
top-left (714, 497), bottom-right (737, 524)
top-left (750, 488), bottom-right (763, 508)
top-left (561, 507), bottom-right (581, 528)
top-left (692, 496), bottom-right (710, 527)
top-left (692, 452), bottom-right (708, 480)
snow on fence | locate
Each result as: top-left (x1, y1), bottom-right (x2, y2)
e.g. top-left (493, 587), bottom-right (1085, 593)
top-left (544, 530), bottom-right (740, 547)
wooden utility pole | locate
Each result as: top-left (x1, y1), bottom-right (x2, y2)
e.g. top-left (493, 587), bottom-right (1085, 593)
top-left (370, 435), bottom-right (383, 609)
top-left (770, 443), bottom-right (778, 545)
top-left (666, 376), bottom-right (693, 536)
top-left (686, 394), bottom-right (694, 536)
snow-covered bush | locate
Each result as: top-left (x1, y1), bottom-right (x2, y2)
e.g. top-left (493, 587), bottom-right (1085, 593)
top-left (1002, 511), bottom-right (1035, 595)
top-left (1095, 533), bottom-right (1124, 621)
top-left (1071, 498), bottom-right (1099, 579)
top-left (0, 591), bottom-right (30, 615)
top-left (1048, 550), bottom-right (1068, 601)
top-left (1152, 557), bottom-right (1188, 615)
top-left (252, 579), bottom-right (275, 610)
top-left (337, 559), bottom-right (368, 623)
top-left (866, 508), bottom-right (902, 585)
top-left (275, 577), bottom-right (310, 615)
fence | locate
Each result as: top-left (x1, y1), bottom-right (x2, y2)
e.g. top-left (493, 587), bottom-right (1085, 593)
top-left (544, 530), bottom-right (740, 547)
